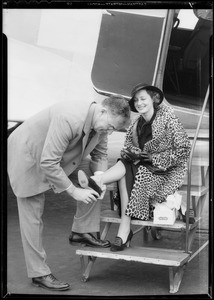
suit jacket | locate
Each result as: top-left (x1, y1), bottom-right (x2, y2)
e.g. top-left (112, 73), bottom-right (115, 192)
top-left (7, 100), bottom-right (108, 198)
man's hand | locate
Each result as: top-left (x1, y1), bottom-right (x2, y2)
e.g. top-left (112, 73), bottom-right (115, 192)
top-left (66, 186), bottom-right (99, 204)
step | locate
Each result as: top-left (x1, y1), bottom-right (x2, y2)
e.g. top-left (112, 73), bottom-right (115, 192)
top-left (191, 156), bottom-right (209, 167)
top-left (107, 183), bottom-right (208, 197)
top-left (101, 210), bottom-right (190, 230)
top-left (186, 129), bottom-right (209, 139)
top-left (190, 139), bottom-right (209, 166)
top-left (179, 185), bottom-right (209, 197)
top-left (76, 246), bottom-right (190, 267)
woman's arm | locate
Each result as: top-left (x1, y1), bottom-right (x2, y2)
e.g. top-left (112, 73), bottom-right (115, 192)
top-left (152, 116), bottom-right (191, 170)
top-left (120, 120), bottom-right (143, 161)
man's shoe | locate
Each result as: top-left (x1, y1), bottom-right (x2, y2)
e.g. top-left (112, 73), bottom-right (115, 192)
top-left (78, 170), bottom-right (102, 196)
top-left (32, 274), bottom-right (70, 291)
top-left (69, 232), bottom-right (111, 248)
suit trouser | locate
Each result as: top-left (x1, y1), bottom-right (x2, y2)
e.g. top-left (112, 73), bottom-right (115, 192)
top-left (17, 194), bottom-right (51, 278)
top-left (16, 159), bottom-right (101, 277)
top-left (69, 158), bottom-right (102, 234)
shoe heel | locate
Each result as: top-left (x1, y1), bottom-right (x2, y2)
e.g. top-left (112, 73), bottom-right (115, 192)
top-left (69, 240), bottom-right (86, 247)
top-left (127, 230), bottom-right (133, 247)
top-left (32, 282), bottom-right (40, 287)
top-left (126, 241), bottom-right (131, 248)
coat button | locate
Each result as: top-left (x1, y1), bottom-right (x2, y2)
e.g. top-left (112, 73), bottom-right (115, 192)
top-left (73, 162), bottom-right (76, 165)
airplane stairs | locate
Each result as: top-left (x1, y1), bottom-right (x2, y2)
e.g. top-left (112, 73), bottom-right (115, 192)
top-left (75, 88), bottom-right (210, 294)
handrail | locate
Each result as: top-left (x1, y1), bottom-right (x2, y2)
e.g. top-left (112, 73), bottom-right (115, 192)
top-left (154, 9), bottom-right (175, 89)
top-left (185, 86), bottom-right (209, 253)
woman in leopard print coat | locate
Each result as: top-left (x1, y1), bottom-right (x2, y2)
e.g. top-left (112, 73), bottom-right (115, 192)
top-left (121, 99), bottom-right (191, 220)
top-left (91, 83), bottom-right (191, 251)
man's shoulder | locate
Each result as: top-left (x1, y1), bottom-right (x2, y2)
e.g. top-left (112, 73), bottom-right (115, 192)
top-left (51, 100), bottom-right (93, 116)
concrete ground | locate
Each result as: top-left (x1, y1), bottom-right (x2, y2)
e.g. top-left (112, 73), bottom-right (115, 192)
top-left (4, 132), bottom-right (210, 298)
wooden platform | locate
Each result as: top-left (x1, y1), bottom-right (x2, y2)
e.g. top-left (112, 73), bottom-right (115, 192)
top-left (107, 181), bottom-right (209, 197)
top-left (76, 245), bottom-right (192, 293)
top-left (76, 246), bottom-right (190, 267)
top-left (100, 209), bottom-right (195, 230)
top-left (186, 128), bottom-right (209, 139)
top-left (179, 185), bottom-right (209, 197)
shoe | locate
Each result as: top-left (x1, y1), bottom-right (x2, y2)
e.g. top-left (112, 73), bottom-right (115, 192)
top-left (69, 232), bottom-right (111, 248)
top-left (179, 208), bottom-right (195, 224)
top-left (78, 170), bottom-right (102, 196)
top-left (110, 230), bottom-right (133, 252)
top-left (32, 274), bottom-right (70, 291)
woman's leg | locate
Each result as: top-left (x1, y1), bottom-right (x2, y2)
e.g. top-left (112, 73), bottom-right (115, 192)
top-left (116, 176), bottom-right (131, 243)
top-left (92, 160), bottom-right (126, 186)
top-left (92, 160), bottom-right (131, 242)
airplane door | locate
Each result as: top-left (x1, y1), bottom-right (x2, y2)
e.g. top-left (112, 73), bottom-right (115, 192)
top-left (91, 10), bottom-right (170, 97)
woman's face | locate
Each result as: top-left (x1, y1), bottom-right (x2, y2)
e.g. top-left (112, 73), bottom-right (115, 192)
top-left (133, 89), bottom-right (154, 114)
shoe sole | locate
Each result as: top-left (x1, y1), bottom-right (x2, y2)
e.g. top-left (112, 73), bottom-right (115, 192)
top-left (78, 170), bottom-right (102, 195)
top-left (78, 170), bottom-right (89, 188)
top-left (69, 239), bottom-right (111, 248)
top-left (110, 245), bottom-right (128, 252)
top-left (32, 281), bottom-right (70, 291)
top-left (69, 239), bottom-right (87, 246)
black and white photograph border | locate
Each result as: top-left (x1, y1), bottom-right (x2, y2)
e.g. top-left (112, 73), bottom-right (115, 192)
top-left (2, 0), bottom-right (213, 298)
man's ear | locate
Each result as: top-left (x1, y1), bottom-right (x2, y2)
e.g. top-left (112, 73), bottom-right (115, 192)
top-left (100, 107), bottom-right (107, 114)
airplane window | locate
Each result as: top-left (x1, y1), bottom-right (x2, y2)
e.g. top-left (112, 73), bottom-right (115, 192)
top-left (163, 9), bottom-right (212, 110)
top-left (91, 10), bottom-right (166, 98)
top-left (177, 9), bottom-right (198, 30)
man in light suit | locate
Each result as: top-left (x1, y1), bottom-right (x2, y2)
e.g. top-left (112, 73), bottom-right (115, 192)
top-left (7, 95), bottom-right (131, 291)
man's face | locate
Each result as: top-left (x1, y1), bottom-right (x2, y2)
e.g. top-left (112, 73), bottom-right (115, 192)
top-left (93, 109), bottom-right (126, 135)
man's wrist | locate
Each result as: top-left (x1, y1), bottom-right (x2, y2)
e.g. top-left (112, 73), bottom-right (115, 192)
top-left (65, 183), bottom-right (76, 195)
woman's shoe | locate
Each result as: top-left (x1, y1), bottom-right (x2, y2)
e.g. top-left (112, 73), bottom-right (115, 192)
top-left (78, 170), bottom-right (102, 196)
top-left (110, 230), bottom-right (133, 252)
top-left (179, 208), bottom-right (195, 224)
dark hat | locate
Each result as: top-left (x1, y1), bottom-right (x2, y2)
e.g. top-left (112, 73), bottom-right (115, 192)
top-left (129, 83), bottom-right (164, 112)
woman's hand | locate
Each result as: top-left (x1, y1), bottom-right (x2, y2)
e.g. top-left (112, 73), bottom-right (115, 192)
top-left (151, 191), bottom-right (166, 203)
top-left (122, 149), bottom-right (141, 162)
top-left (140, 151), bottom-right (152, 162)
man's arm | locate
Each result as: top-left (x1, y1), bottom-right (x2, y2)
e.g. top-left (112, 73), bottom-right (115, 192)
top-left (40, 114), bottom-right (101, 203)
top-left (40, 115), bottom-right (75, 193)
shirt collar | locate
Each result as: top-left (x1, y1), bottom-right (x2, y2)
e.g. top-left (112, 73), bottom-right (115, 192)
top-left (139, 109), bottom-right (157, 125)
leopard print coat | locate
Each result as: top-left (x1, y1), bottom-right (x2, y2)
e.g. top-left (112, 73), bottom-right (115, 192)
top-left (121, 104), bottom-right (191, 220)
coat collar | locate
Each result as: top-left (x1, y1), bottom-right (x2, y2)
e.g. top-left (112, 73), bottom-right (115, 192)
top-left (83, 102), bottom-right (96, 134)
